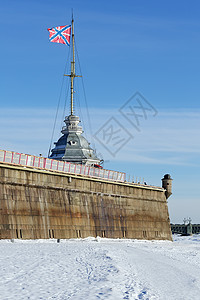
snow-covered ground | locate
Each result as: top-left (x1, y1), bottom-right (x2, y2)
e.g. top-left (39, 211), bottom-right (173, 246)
top-left (0, 235), bottom-right (200, 300)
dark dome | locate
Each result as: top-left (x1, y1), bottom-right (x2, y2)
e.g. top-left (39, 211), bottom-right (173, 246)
top-left (163, 174), bottom-right (172, 179)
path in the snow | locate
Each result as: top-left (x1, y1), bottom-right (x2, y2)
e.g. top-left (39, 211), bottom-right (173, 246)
top-left (0, 236), bottom-right (200, 299)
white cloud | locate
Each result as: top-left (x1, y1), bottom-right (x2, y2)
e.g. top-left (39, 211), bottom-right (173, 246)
top-left (0, 107), bottom-right (200, 166)
top-left (88, 108), bottom-right (200, 166)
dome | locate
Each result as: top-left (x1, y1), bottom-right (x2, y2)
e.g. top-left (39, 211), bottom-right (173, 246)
top-left (49, 114), bottom-right (100, 166)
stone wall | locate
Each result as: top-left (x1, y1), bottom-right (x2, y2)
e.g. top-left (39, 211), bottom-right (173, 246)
top-left (0, 163), bottom-right (172, 240)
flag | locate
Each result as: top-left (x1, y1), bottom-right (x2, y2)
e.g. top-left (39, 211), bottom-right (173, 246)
top-left (48, 25), bottom-right (71, 45)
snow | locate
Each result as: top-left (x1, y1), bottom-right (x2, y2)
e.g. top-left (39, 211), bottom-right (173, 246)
top-left (0, 235), bottom-right (200, 300)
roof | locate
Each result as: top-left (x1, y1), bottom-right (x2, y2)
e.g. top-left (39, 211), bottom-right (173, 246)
top-left (49, 114), bottom-right (100, 165)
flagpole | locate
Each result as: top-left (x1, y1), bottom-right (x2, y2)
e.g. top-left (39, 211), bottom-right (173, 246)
top-left (70, 16), bottom-right (75, 115)
top-left (65, 14), bottom-right (81, 115)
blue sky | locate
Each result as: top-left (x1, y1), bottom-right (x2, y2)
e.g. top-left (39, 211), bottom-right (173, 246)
top-left (1, 0), bottom-right (200, 223)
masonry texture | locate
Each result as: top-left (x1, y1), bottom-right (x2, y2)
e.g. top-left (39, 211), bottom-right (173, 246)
top-left (0, 163), bottom-right (172, 240)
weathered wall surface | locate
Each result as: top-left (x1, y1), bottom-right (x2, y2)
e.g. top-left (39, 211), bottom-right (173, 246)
top-left (0, 164), bottom-right (172, 240)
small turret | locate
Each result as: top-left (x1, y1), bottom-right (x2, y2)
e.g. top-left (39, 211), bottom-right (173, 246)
top-left (162, 174), bottom-right (173, 199)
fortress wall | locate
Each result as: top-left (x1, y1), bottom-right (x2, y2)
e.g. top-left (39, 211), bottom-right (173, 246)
top-left (0, 164), bottom-right (172, 240)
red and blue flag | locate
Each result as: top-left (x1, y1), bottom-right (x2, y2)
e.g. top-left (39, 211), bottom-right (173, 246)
top-left (48, 25), bottom-right (71, 45)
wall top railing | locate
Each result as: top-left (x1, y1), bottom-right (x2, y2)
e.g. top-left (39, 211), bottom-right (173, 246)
top-left (0, 149), bottom-right (125, 182)
top-left (0, 149), bottom-right (164, 190)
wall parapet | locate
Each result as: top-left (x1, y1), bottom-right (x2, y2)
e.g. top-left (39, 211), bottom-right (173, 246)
top-left (0, 149), bottom-right (125, 181)
top-left (0, 149), bottom-right (164, 191)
